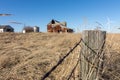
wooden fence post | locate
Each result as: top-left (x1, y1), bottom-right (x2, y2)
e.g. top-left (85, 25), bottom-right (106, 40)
top-left (80, 30), bottom-right (106, 80)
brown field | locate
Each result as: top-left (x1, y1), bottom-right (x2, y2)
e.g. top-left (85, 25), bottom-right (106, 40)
top-left (0, 32), bottom-right (120, 80)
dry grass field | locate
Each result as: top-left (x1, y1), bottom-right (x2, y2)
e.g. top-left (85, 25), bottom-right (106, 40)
top-left (0, 32), bottom-right (120, 80)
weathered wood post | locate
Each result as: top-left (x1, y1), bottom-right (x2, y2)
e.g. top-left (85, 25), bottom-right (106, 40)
top-left (80, 30), bottom-right (106, 80)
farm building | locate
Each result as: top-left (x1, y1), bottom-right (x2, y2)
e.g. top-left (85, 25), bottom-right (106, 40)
top-left (0, 25), bottom-right (14, 32)
top-left (47, 19), bottom-right (74, 33)
top-left (22, 26), bottom-right (39, 33)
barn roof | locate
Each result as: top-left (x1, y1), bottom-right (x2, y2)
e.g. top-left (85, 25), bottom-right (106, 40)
top-left (22, 26), bottom-right (34, 32)
top-left (0, 25), bottom-right (14, 29)
top-left (48, 19), bottom-right (67, 28)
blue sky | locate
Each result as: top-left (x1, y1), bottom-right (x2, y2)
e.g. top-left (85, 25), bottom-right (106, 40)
top-left (0, 0), bottom-right (120, 33)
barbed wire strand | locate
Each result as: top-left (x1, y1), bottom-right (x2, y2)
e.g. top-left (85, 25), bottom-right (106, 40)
top-left (83, 39), bottom-right (106, 80)
top-left (41, 39), bottom-right (82, 80)
top-left (67, 55), bottom-right (80, 80)
top-left (80, 48), bottom-right (120, 80)
top-left (41, 38), bottom-right (120, 80)
top-left (81, 39), bottom-right (105, 61)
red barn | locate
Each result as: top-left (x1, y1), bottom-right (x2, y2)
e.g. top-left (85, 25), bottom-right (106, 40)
top-left (47, 19), bottom-right (74, 33)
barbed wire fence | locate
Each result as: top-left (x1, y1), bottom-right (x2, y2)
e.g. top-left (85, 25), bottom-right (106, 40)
top-left (41, 38), bottom-right (82, 80)
top-left (41, 30), bottom-right (120, 80)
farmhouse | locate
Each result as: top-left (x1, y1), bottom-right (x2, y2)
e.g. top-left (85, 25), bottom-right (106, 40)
top-left (22, 26), bottom-right (39, 33)
top-left (47, 19), bottom-right (74, 33)
top-left (0, 25), bottom-right (14, 32)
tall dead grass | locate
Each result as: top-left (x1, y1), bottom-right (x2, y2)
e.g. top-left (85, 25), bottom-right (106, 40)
top-left (101, 33), bottom-right (120, 80)
top-left (0, 33), bottom-right (81, 80)
top-left (0, 32), bottom-right (119, 80)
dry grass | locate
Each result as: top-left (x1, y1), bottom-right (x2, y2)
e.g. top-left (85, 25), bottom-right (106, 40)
top-left (0, 32), bottom-right (80, 80)
top-left (102, 33), bottom-right (120, 80)
top-left (0, 32), bottom-right (119, 80)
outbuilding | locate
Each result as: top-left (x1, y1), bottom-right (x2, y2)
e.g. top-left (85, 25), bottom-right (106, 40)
top-left (0, 25), bottom-right (14, 32)
top-left (22, 26), bottom-right (39, 33)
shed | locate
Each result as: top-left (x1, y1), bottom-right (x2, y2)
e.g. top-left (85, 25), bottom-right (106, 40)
top-left (22, 26), bottom-right (39, 33)
top-left (0, 25), bottom-right (14, 32)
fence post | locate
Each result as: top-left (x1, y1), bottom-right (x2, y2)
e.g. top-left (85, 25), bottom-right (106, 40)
top-left (80, 30), bottom-right (106, 80)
